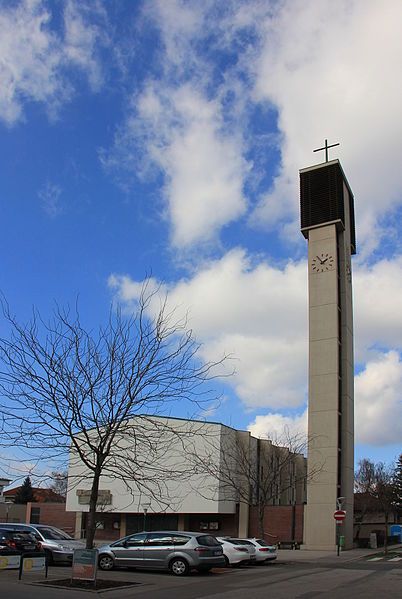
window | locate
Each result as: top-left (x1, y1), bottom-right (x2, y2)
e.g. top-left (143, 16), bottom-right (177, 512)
top-left (145, 533), bottom-right (174, 546)
top-left (125, 533), bottom-right (147, 547)
top-left (30, 507), bottom-right (40, 524)
top-left (196, 535), bottom-right (221, 547)
top-left (112, 533), bottom-right (146, 548)
top-left (36, 526), bottom-right (72, 540)
top-left (171, 535), bottom-right (191, 546)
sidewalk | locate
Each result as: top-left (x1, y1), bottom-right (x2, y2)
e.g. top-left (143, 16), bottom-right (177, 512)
top-left (277, 544), bottom-right (402, 564)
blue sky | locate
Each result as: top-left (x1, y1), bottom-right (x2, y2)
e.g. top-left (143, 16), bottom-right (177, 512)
top-left (0, 0), bottom-right (401, 482)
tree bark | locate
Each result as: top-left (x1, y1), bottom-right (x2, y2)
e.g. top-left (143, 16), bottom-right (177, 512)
top-left (86, 472), bottom-right (101, 549)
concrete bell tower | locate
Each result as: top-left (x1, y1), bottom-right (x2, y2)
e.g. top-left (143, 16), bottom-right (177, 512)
top-left (300, 150), bottom-right (356, 550)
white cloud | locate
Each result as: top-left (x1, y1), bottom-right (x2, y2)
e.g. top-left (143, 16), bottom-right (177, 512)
top-left (247, 0), bottom-right (402, 255)
top-left (103, 84), bottom-right (249, 248)
top-left (248, 410), bottom-right (307, 442)
top-left (110, 249), bottom-right (308, 409)
top-left (355, 351), bottom-right (402, 446)
top-left (63, 0), bottom-right (106, 91)
top-left (109, 248), bottom-right (402, 447)
top-left (0, 0), bottom-right (105, 125)
top-left (38, 180), bottom-right (63, 217)
top-left (354, 257), bottom-right (402, 363)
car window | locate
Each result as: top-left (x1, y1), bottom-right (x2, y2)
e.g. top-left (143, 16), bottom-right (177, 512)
top-left (145, 533), bottom-right (174, 546)
top-left (12, 533), bottom-right (35, 541)
top-left (113, 533), bottom-right (147, 547)
top-left (196, 535), bottom-right (221, 547)
top-left (171, 535), bottom-right (191, 546)
top-left (231, 539), bottom-right (253, 546)
top-left (255, 539), bottom-right (271, 546)
top-left (36, 526), bottom-right (72, 540)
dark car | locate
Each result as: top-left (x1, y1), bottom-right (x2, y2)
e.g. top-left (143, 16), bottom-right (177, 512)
top-left (0, 524), bottom-right (84, 563)
top-left (0, 528), bottom-right (40, 553)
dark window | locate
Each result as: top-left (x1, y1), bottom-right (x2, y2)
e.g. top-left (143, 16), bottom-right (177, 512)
top-left (196, 535), bottom-right (221, 547)
top-left (30, 507), bottom-right (40, 524)
top-left (172, 535), bottom-right (191, 546)
top-left (122, 533), bottom-right (147, 547)
top-left (145, 533), bottom-right (174, 546)
top-left (229, 539), bottom-right (253, 546)
top-left (255, 539), bottom-right (271, 546)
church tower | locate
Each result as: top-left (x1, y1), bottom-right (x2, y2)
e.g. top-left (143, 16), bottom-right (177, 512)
top-left (300, 151), bottom-right (356, 550)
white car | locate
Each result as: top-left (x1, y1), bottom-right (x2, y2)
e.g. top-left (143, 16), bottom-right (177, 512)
top-left (216, 537), bottom-right (255, 567)
top-left (245, 538), bottom-right (278, 563)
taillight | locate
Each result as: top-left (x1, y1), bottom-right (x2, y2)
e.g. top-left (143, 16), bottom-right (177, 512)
top-left (36, 542), bottom-right (42, 550)
top-left (234, 547), bottom-right (248, 552)
top-left (7, 540), bottom-right (17, 549)
top-left (194, 547), bottom-right (209, 553)
top-left (259, 548), bottom-right (270, 552)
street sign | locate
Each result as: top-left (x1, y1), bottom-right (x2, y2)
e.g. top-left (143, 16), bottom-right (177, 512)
top-left (72, 548), bottom-right (98, 582)
top-left (333, 509), bottom-right (346, 522)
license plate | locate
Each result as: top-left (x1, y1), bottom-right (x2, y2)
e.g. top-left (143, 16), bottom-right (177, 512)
top-left (214, 550), bottom-right (221, 556)
top-left (23, 545), bottom-right (35, 550)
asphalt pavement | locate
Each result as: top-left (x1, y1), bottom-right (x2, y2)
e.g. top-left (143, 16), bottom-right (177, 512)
top-left (0, 545), bottom-right (400, 599)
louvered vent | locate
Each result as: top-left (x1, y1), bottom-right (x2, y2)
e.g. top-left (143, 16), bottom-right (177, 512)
top-left (300, 162), bottom-right (356, 254)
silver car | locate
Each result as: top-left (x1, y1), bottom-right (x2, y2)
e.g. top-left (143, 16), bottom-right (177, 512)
top-left (98, 531), bottom-right (225, 575)
top-left (0, 523), bottom-right (85, 564)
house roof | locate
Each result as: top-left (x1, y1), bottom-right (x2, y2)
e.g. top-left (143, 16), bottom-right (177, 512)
top-left (4, 487), bottom-right (65, 503)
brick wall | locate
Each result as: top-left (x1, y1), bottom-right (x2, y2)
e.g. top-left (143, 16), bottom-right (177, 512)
top-left (28, 502), bottom-right (76, 535)
top-left (249, 505), bottom-right (304, 543)
top-left (0, 503), bottom-right (26, 523)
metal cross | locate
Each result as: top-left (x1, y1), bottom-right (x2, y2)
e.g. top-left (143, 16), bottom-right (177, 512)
top-left (313, 139), bottom-right (340, 162)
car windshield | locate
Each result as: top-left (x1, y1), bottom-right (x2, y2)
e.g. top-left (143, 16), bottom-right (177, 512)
top-left (36, 526), bottom-right (73, 540)
top-left (196, 535), bottom-right (221, 547)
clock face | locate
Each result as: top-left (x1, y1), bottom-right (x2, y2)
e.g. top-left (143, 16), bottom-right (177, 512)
top-left (311, 253), bottom-right (335, 273)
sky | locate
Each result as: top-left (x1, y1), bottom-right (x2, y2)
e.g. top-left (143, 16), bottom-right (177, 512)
top-left (0, 0), bottom-right (401, 483)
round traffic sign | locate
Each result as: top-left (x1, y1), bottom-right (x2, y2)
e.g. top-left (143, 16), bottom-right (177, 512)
top-left (333, 509), bottom-right (346, 521)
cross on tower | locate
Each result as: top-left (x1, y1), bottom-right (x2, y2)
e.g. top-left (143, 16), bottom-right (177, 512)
top-left (313, 139), bottom-right (340, 162)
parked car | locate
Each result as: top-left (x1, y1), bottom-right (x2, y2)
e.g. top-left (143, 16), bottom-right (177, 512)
top-left (0, 528), bottom-right (41, 554)
top-left (245, 538), bottom-right (278, 562)
top-left (0, 523), bottom-right (85, 564)
top-left (216, 537), bottom-right (253, 567)
top-left (98, 531), bottom-right (225, 575)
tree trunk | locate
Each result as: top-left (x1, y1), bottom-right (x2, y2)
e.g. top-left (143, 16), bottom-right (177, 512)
top-left (384, 513), bottom-right (389, 555)
top-left (258, 503), bottom-right (265, 538)
top-left (86, 472), bottom-right (101, 549)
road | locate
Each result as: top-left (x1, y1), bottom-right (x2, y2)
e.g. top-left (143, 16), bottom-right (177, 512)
top-left (0, 552), bottom-right (401, 598)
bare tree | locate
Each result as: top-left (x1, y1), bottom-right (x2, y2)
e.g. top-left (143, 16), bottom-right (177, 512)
top-left (0, 286), bottom-right (228, 548)
top-left (49, 470), bottom-right (68, 499)
top-left (190, 427), bottom-right (318, 539)
top-left (355, 459), bottom-right (397, 554)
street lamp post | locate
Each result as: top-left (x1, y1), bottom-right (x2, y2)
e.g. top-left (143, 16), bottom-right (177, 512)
top-left (142, 503), bottom-right (151, 532)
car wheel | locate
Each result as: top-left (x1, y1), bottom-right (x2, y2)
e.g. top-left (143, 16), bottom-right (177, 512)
top-left (169, 557), bottom-right (189, 576)
top-left (98, 554), bottom-right (114, 571)
top-left (223, 555), bottom-right (230, 567)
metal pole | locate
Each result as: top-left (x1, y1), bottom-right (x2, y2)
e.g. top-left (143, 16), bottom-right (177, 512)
top-left (337, 524), bottom-right (340, 556)
top-left (143, 508), bottom-right (147, 532)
